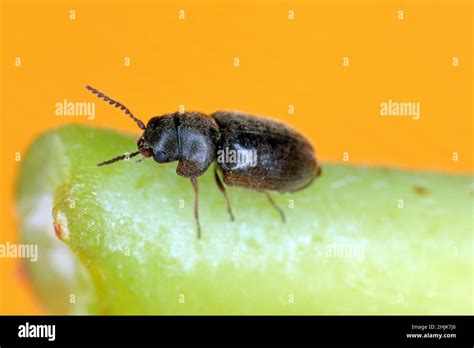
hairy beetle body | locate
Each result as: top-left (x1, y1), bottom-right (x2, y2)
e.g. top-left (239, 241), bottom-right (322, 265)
top-left (86, 85), bottom-right (321, 239)
top-left (212, 111), bottom-right (319, 193)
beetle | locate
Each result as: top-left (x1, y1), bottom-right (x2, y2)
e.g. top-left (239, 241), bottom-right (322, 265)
top-left (86, 85), bottom-right (321, 239)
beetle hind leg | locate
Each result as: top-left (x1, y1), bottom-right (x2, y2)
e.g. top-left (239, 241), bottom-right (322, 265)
top-left (214, 167), bottom-right (235, 222)
top-left (264, 192), bottom-right (286, 223)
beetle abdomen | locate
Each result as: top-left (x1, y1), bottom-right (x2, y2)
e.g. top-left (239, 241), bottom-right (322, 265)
top-left (212, 111), bottom-right (320, 193)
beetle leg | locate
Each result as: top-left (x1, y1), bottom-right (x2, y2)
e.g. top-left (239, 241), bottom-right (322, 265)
top-left (264, 192), bottom-right (286, 223)
top-left (214, 167), bottom-right (235, 222)
top-left (190, 177), bottom-right (202, 239)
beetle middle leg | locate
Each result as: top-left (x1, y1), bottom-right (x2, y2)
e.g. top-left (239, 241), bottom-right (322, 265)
top-left (214, 167), bottom-right (235, 222)
top-left (190, 177), bottom-right (201, 239)
top-left (264, 192), bottom-right (286, 223)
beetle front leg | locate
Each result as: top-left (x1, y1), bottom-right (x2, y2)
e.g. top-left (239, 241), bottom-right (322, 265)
top-left (190, 177), bottom-right (202, 239)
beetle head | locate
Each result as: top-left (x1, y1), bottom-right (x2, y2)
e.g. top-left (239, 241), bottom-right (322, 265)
top-left (140, 115), bottom-right (179, 164)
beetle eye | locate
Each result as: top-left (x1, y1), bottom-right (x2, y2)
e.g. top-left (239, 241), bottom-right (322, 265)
top-left (153, 150), bottom-right (170, 163)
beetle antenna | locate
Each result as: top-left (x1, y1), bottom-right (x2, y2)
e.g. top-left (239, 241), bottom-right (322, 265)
top-left (85, 85), bottom-right (146, 130)
top-left (97, 150), bottom-right (141, 166)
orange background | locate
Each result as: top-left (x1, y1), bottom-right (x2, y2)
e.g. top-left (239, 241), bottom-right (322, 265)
top-left (0, 0), bottom-right (472, 314)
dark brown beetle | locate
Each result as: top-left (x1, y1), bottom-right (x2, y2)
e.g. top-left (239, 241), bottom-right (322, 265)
top-left (86, 85), bottom-right (321, 239)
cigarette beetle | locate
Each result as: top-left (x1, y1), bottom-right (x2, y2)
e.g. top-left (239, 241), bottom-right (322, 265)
top-left (86, 85), bottom-right (321, 239)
